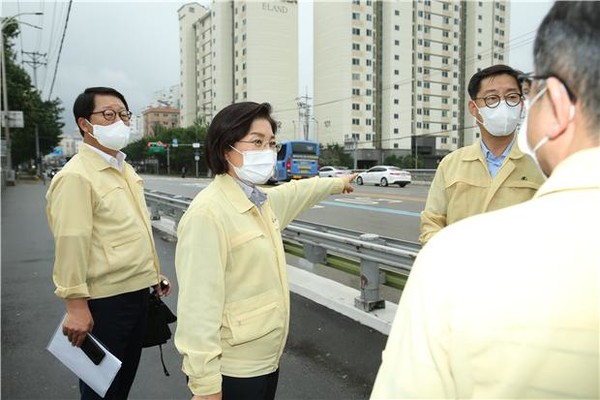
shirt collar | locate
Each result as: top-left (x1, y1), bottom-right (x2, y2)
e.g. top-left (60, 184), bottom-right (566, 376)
top-left (84, 143), bottom-right (127, 171)
top-left (234, 178), bottom-right (267, 209)
top-left (480, 137), bottom-right (515, 161)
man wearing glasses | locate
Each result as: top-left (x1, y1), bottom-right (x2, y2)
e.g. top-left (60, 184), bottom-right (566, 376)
top-left (46, 87), bottom-right (171, 399)
top-left (420, 64), bottom-right (545, 245)
top-left (372, 2), bottom-right (598, 398)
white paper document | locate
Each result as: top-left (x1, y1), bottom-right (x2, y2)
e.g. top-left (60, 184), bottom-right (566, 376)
top-left (47, 316), bottom-right (122, 398)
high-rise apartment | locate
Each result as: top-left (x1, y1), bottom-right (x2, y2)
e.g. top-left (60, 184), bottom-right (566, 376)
top-left (314, 0), bottom-right (510, 168)
top-left (179, 1), bottom-right (298, 139)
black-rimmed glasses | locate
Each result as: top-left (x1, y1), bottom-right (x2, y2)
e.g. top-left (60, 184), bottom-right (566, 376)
top-left (238, 138), bottom-right (282, 151)
top-left (90, 109), bottom-right (133, 122)
top-left (517, 72), bottom-right (577, 103)
top-left (474, 93), bottom-right (523, 108)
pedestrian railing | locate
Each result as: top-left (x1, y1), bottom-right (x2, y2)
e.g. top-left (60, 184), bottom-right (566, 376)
top-left (145, 190), bottom-right (421, 312)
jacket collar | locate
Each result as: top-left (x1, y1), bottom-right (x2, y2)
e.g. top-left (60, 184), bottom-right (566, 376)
top-left (463, 138), bottom-right (526, 162)
top-left (79, 144), bottom-right (114, 171)
top-left (535, 147), bottom-right (600, 198)
top-left (214, 173), bottom-right (255, 214)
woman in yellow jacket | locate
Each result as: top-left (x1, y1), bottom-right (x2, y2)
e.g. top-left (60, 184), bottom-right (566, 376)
top-left (175, 102), bottom-right (356, 400)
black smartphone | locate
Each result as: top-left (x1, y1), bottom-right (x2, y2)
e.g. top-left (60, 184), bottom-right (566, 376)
top-left (80, 335), bottom-right (106, 365)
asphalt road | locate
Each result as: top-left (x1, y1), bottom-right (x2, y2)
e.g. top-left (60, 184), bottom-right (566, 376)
top-left (142, 175), bottom-right (428, 242)
top-left (1, 181), bottom-right (387, 399)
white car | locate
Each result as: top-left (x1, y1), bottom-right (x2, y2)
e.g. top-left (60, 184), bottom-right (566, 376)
top-left (318, 166), bottom-right (352, 178)
top-left (356, 165), bottom-right (412, 187)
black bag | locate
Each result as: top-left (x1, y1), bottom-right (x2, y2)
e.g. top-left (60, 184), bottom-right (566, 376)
top-left (144, 292), bottom-right (177, 347)
top-left (143, 292), bottom-right (177, 375)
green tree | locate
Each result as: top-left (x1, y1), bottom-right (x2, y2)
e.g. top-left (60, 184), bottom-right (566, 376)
top-left (122, 120), bottom-right (209, 175)
top-left (2, 21), bottom-right (63, 167)
top-left (319, 143), bottom-right (353, 168)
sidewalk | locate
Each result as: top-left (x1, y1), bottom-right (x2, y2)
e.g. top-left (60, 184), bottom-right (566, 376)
top-left (1, 182), bottom-right (388, 399)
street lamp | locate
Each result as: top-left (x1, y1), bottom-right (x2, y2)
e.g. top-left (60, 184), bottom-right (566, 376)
top-left (311, 117), bottom-right (319, 143)
top-left (1, 12), bottom-right (43, 183)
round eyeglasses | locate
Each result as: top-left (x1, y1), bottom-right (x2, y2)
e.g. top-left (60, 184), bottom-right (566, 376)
top-left (90, 109), bottom-right (133, 122)
top-left (237, 138), bottom-right (282, 151)
top-left (475, 93), bottom-right (523, 108)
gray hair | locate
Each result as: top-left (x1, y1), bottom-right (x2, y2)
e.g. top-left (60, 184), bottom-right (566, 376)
top-left (534, 1), bottom-right (600, 133)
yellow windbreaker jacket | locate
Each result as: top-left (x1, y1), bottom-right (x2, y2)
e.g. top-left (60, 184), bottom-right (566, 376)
top-left (175, 174), bottom-right (344, 396)
top-left (420, 140), bottom-right (545, 245)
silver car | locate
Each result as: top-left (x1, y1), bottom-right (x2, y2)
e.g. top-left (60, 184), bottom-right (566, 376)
top-left (356, 165), bottom-right (411, 187)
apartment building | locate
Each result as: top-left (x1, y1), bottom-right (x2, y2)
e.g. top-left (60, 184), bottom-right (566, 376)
top-left (142, 107), bottom-right (181, 137)
top-left (314, 0), bottom-right (510, 168)
top-left (462, 0), bottom-right (511, 146)
top-left (151, 85), bottom-right (181, 109)
top-left (178, 1), bottom-right (298, 139)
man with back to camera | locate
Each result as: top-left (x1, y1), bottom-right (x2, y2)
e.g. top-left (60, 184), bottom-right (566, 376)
top-left (46, 87), bottom-right (172, 399)
top-left (419, 64), bottom-right (546, 245)
top-left (372, 2), bottom-right (599, 398)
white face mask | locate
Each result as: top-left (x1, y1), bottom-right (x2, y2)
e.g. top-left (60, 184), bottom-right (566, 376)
top-left (228, 146), bottom-right (276, 184)
top-left (86, 119), bottom-right (131, 150)
top-left (476, 101), bottom-right (523, 137)
top-left (517, 87), bottom-right (550, 176)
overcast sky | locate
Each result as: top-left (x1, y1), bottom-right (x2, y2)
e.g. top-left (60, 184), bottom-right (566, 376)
top-left (3, 0), bottom-right (553, 135)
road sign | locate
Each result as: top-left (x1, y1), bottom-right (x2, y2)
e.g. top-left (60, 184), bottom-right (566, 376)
top-left (192, 142), bottom-right (200, 148)
top-left (147, 142), bottom-right (166, 154)
top-left (1, 111), bottom-right (24, 128)
top-left (172, 138), bottom-right (178, 148)
top-left (194, 155), bottom-right (200, 161)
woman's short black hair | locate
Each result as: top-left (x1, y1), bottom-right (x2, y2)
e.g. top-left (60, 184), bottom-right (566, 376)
top-left (72, 87), bottom-right (129, 136)
top-left (205, 102), bottom-right (277, 175)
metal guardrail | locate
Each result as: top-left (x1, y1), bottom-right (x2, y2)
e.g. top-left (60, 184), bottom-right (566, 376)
top-left (145, 189), bottom-right (421, 312)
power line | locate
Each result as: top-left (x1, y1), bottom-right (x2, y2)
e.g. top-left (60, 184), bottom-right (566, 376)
top-left (47, 0), bottom-right (72, 101)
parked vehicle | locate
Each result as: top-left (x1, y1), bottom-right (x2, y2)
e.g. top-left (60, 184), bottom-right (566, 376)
top-left (275, 140), bottom-right (320, 181)
top-left (356, 165), bottom-right (411, 187)
top-left (47, 167), bottom-right (60, 179)
top-left (318, 166), bottom-right (352, 178)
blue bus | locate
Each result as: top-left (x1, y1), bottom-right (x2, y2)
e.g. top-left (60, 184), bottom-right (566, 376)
top-left (275, 140), bottom-right (320, 181)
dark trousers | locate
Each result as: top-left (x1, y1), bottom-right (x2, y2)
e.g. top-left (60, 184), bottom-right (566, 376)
top-left (80, 288), bottom-right (148, 400)
top-left (222, 369), bottom-right (279, 400)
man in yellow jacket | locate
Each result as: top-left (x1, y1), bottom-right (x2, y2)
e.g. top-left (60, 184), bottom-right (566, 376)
top-left (372, 3), bottom-right (599, 397)
top-left (420, 64), bottom-right (545, 245)
top-left (46, 87), bottom-right (171, 399)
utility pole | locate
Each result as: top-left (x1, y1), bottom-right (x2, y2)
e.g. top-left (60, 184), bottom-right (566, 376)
top-left (22, 51), bottom-right (47, 88)
top-left (23, 51), bottom-right (47, 178)
top-left (296, 93), bottom-right (312, 141)
top-left (353, 136), bottom-right (358, 170)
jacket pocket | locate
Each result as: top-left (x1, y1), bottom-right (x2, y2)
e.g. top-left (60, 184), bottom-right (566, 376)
top-left (103, 232), bottom-right (143, 268)
top-left (222, 291), bottom-right (283, 346)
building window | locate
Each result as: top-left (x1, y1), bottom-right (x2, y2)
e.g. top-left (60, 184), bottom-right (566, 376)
top-left (394, 143), bottom-right (399, 148)
top-left (366, 119), bottom-right (372, 126)
top-left (394, 113), bottom-right (399, 119)
top-left (366, 29), bottom-right (372, 36)
top-left (352, 12), bottom-right (360, 20)
top-left (394, 128), bottom-right (399, 134)
top-left (352, 73), bottom-right (360, 80)
top-left (352, 43), bottom-right (360, 50)
top-left (352, 58), bottom-right (360, 65)
top-left (366, 89), bottom-right (372, 95)
top-left (394, 70), bottom-right (399, 75)
top-left (366, 104), bottom-right (372, 110)
top-left (352, 103), bottom-right (360, 110)
top-left (352, 118), bottom-right (360, 125)
top-left (352, 88), bottom-right (360, 95)
top-left (366, 133), bottom-right (372, 140)
top-left (441, 124), bottom-right (448, 130)
top-left (441, 137), bottom-right (447, 144)
top-left (352, 28), bottom-right (360, 35)
top-left (394, 99), bottom-right (399, 104)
